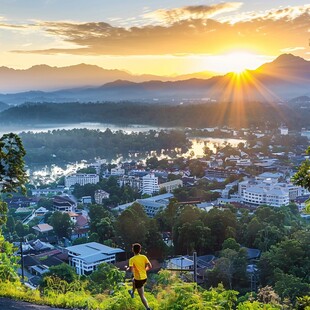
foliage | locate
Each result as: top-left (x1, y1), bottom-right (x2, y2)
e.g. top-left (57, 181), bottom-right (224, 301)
top-left (88, 262), bottom-right (125, 294)
top-left (48, 211), bottom-right (73, 238)
top-left (42, 263), bottom-right (77, 284)
top-left (19, 128), bottom-right (189, 164)
top-left (292, 146), bottom-right (310, 191)
top-left (0, 133), bottom-right (28, 195)
top-left (0, 233), bottom-right (19, 282)
top-left (115, 202), bottom-right (149, 251)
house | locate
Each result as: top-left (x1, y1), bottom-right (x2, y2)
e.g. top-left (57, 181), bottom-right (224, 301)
top-left (34, 207), bottom-right (49, 217)
top-left (94, 189), bottom-right (110, 204)
top-left (116, 193), bottom-right (174, 217)
top-left (159, 179), bottom-right (183, 193)
top-left (71, 215), bottom-right (89, 240)
top-left (53, 195), bottom-right (77, 212)
top-left (66, 242), bottom-right (124, 275)
top-left (32, 223), bottom-right (53, 236)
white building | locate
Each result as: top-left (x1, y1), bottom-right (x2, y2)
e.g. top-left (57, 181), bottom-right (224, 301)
top-left (111, 167), bottom-right (125, 176)
top-left (94, 189), bottom-right (110, 204)
top-left (53, 195), bottom-right (77, 212)
top-left (159, 179), bottom-right (183, 193)
top-left (117, 193), bottom-right (174, 217)
top-left (65, 173), bottom-right (99, 188)
top-left (279, 126), bottom-right (288, 135)
top-left (66, 242), bottom-right (124, 275)
top-left (238, 173), bottom-right (302, 207)
top-left (142, 173), bottom-right (159, 195)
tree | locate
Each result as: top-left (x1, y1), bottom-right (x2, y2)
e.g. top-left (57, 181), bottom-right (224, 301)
top-left (49, 211), bottom-right (73, 238)
top-left (88, 262), bottom-right (125, 293)
top-left (0, 133), bottom-right (28, 194)
top-left (188, 159), bottom-right (205, 178)
top-left (45, 263), bottom-right (77, 282)
top-left (292, 146), bottom-right (310, 191)
top-left (115, 202), bottom-right (149, 251)
top-left (0, 133), bottom-right (28, 225)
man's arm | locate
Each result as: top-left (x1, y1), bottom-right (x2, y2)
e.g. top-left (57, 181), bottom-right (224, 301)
top-left (145, 261), bottom-right (152, 271)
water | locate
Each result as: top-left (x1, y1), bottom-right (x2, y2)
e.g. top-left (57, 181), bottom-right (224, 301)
top-left (188, 137), bottom-right (246, 157)
top-left (0, 122), bottom-right (166, 135)
top-left (2, 122), bottom-right (246, 164)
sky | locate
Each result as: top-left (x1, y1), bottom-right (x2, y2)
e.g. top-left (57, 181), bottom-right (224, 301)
top-left (0, 0), bottom-right (309, 75)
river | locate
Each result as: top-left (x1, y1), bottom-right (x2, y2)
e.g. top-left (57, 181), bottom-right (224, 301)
top-left (2, 122), bottom-right (245, 159)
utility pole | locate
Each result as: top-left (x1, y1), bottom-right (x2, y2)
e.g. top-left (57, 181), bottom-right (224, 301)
top-left (193, 251), bottom-right (197, 283)
top-left (20, 238), bottom-right (24, 282)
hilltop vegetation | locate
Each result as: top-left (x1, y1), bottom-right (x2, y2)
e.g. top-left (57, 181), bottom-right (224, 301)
top-left (1, 100), bottom-right (310, 130)
top-left (18, 128), bottom-right (189, 164)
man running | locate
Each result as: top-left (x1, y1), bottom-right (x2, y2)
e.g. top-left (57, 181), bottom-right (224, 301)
top-left (127, 243), bottom-right (152, 310)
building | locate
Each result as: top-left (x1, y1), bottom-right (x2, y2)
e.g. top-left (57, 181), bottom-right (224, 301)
top-left (238, 173), bottom-right (303, 207)
top-left (53, 195), bottom-right (77, 212)
top-left (159, 179), bottom-right (183, 193)
top-left (111, 167), bottom-right (125, 176)
top-left (66, 242), bottom-right (124, 275)
top-left (32, 223), bottom-right (53, 235)
top-left (279, 126), bottom-right (288, 135)
top-left (142, 173), bottom-right (159, 195)
top-left (65, 173), bottom-right (99, 188)
top-left (118, 175), bottom-right (141, 191)
top-left (94, 189), bottom-right (110, 204)
top-left (31, 187), bottom-right (66, 197)
top-left (117, 193), bottom-right (174, 217)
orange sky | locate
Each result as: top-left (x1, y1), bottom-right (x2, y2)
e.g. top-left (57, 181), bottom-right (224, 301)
top-left (0, 1), bottom-right (309, 75)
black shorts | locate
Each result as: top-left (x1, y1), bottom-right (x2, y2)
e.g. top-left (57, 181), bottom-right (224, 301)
top-left (134, 278), bottom-right (147, 289)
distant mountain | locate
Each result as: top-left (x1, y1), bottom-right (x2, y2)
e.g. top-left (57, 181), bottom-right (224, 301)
top-left (0, 63), bottom-right (216, 94)
top-left (288, 96), bottom-right (310, 104)
top-left (0, 54), bottom-right (309, 104)
top-left (0, 101), bottom-right (9, 112)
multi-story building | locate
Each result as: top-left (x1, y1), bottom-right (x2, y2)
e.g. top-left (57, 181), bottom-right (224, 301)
top-left (239, 173), bottom-right (303, 207)
top-left (118, 175), bottom-right (141, 191)
top-left (53, 195), bottom-right (77, 212)
top-left (94, 189), bottom-right (110, 204)
top-left (65, 173), bottom-right (99, 188)
top-left (111, 167), bottom-right (125, 176)
top-left (159, 179), bottom-right (183, 193)
top-left (66, 242), bottom-right (124, 275)
top-left (117, 193), bottom-right (174, 217)
top-left (142, 173), bottom-right (159, 195)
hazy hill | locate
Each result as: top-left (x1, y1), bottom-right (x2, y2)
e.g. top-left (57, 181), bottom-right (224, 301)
top-left (0, 54), bottom-right (308, 104)
top-left (0, 63), bottom-right (215, 93)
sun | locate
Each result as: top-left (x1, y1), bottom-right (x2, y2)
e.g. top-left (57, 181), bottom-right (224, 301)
top-left (208, 51), bottom-right (264, 75)
top-left (225, 52), bottom-right (257, 73)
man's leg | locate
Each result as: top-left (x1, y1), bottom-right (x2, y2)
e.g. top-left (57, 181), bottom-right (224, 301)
top-left (128, 277), bottom-right (135, 298)
top-left (137, 286), bottom-right (150, 309)
top-left (132, 277), bottom-right (136, 295)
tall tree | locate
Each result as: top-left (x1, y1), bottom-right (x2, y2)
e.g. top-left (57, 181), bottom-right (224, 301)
top-left (292, 146), bottom-right (310, 191)
top-left (0, 133), bottom-right (28, 225)
top-left (49, 211), bottom-right (73, 238)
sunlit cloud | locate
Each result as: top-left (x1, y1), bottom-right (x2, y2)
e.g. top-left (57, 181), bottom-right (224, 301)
top-left (143, 2), bottom-right (243, 24)
top-left (7, 4), bottom-right (309, 58)
top-left (219, 4), bottom-right (310, 23)
top-left (281, 47), bottom-right (305, 53)
top-left (0, 22), bottom-right (28, 30)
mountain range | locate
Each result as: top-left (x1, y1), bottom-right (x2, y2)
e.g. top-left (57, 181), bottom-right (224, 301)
top-left (0, 54), bottom-right (309, 105)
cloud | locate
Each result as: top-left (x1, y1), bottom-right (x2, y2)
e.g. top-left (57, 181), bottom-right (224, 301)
top-left (10, 4), bottom-right (310, 57)
top-left (144, 2), bottom-right (243, 24)
top-left (0, 22), bottom-right (28, 30)
top-left (281, 47), bottom-right (306, 53)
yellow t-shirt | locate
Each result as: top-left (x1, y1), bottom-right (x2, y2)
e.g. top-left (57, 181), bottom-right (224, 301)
top-left (129, 254), bottom-right (150, 280)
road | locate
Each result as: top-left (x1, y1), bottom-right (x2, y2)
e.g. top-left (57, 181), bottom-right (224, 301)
top-left (0, 298), bottom-right (66, 309)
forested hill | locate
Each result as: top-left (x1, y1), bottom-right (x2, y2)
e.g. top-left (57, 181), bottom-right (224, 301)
top-left (0, 100), bottom-right (309, 129)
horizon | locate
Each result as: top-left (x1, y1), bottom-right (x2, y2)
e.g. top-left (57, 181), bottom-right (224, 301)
top-left (0, 1), bottom-right (309, 76)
